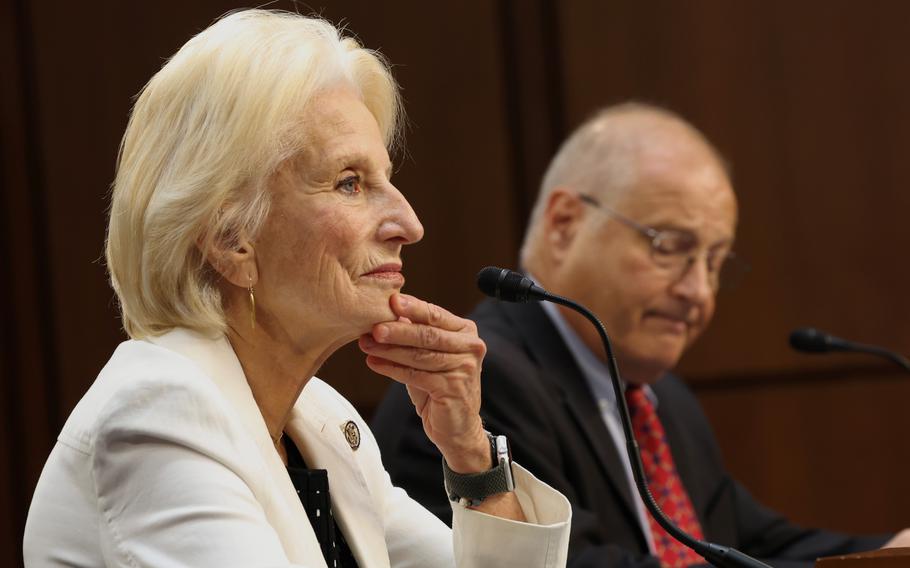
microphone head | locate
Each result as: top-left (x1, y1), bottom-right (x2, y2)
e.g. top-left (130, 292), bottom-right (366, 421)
top-left (789, 327), bottom-right (840, 353)
top-left (476, 266), bottom-right (547, 303)
top-left (476, 266), bottom-right (508, 298)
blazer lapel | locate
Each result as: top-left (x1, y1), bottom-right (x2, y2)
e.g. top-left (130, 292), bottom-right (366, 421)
top-left (287, 379), bottom-right (389, 568)
top-left (148, 329), bottom-right (326, 567)
top-left (494, 301), bottom-right (641, 522)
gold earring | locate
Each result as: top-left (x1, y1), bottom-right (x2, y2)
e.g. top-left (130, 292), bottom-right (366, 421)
top-left (248, 276), bottom-right (256, 330)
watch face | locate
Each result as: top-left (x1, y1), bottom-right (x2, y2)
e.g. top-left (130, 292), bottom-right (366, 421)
top-left (495, 435), bottom-right (511, 461)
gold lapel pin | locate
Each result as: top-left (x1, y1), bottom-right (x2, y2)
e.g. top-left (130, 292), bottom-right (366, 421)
top-left (342, 420), bottom-right (361, 450)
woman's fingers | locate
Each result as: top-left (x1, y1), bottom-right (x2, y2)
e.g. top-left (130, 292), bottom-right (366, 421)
top-left (389, 294), bottom-right (467, 332)
top-left (358, 297), bottom-right (486, 375)
top-left (360, 336), bottom-right (455, 372)
top-left (365, 294), bottom-right (485, 357)
top-left (361, 323), bottom-right (484, 357)
top-left (364, 354), bottom-right (447, 392)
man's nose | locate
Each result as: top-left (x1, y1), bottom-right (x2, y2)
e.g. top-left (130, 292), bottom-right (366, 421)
top-left (670, 255), bottom-right (715, 304)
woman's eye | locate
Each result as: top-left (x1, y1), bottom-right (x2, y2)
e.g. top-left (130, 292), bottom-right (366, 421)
top-left (337, 175), bottom-right (362, 195)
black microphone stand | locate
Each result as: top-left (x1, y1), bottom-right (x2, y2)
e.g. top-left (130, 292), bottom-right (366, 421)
top-left (541, 289), bottom-right (771, 568)
top-left (790, 327), bottom-right (910, 373)
top-left (845, 342), bottom-right (910, 373)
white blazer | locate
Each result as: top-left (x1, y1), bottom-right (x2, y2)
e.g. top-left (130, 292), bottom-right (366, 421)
top-left (24, 328), bottom-right (571, 567)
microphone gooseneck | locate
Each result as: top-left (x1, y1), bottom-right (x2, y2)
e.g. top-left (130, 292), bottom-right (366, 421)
top-left (790, 327), bottom-right (910, 373)
top-left (476, 266), bottom-right (771, 568)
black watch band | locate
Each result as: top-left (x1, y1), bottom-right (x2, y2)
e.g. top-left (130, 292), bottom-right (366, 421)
top-left (442, 432), bottom-right (515, 506)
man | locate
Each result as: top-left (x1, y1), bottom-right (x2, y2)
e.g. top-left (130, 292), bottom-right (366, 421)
top-left (372, 103), bottom-right (900, 567)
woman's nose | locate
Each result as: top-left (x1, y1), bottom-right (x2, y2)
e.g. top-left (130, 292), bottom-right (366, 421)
top-left (379, 185), bottom-right (424, 245)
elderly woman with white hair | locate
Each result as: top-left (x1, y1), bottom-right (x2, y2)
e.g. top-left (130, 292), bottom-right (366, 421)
top-left (23, 10), bottom-right (570, 568)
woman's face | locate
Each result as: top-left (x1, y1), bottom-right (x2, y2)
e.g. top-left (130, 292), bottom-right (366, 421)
top-left (251, 87), bottom-right (423, 346)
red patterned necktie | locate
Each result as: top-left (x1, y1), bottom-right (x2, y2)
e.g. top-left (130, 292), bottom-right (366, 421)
top-left (625, 385), bottom-right (705, 568)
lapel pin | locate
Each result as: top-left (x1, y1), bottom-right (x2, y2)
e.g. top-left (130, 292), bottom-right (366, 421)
top-left (342, 420), bottom-right (361, 450)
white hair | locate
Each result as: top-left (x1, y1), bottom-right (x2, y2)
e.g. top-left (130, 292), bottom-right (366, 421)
top-left (106, 9), bottom-right (402, 338)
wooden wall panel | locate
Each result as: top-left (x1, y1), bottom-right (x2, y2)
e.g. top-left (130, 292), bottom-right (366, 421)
top-left (697, 371), bottom-right (910, 533)
top-left (2, 0), bottom-right (59, 563)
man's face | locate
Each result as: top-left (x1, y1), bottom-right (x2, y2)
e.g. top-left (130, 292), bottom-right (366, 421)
top-left (552, 143), bottom-right (737, 383)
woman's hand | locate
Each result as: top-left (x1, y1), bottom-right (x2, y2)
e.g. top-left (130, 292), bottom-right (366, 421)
top-left (359, 293), bottom-right (526, 521)
top-left (358, 293), bottom-right (491, 473)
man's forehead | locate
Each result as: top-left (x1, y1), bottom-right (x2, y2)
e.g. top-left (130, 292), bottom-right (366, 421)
top-left (612, 162), bottom-right (738, 237)
top-left (620, 135), bottom-right (732, 200)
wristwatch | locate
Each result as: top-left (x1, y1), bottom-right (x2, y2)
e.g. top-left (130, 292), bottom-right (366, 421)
top-left (442, 431), bottom-right (515, 506)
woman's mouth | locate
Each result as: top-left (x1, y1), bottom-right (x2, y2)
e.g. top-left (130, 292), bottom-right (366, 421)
top-left (363, 264), bottom-right (405, 285)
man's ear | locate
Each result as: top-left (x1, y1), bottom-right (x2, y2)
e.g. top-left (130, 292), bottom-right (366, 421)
top-left (542, 187), bottom-right (587, 262)
top-left (203, 231), bottom-right (258, 289)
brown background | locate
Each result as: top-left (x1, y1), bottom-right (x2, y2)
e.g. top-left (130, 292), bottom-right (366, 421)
top-left (3, 0), bottom-right (910, 564)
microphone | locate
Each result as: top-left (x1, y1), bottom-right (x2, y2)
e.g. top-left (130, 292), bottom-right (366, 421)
top-left (476, 267), bottom-right (770, 568)
top-left (476, 266), bottom-right (548, 302)
top-left (790, 327), bottom-right (910, 373)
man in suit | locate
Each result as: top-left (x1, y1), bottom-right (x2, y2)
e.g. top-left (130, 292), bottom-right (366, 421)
top-left (372, 103), bottom-right (903, 567)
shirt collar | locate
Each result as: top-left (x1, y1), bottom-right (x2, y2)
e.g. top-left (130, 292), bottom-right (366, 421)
top-left (529, 275), bottom-right (657, 410)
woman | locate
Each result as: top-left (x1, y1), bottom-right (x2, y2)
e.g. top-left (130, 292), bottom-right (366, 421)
top-left (23, 9), bottom-right (570, 568)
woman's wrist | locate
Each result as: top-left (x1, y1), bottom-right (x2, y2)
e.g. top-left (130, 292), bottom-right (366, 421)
top-left (440, 428), bottom-right (493, 473)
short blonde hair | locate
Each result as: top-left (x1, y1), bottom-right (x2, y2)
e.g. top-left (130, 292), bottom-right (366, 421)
top-left (106, 9), bottom-right (402, 339)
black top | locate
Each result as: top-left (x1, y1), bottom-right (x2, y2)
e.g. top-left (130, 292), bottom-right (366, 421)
top-left (285, 438), bottom-right (359, 568)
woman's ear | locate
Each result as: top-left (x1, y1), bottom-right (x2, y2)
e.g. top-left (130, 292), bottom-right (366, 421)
top-left (543, 187), bottom-right (586, 262)
top-left (203, 231), bottom-right (258, 289)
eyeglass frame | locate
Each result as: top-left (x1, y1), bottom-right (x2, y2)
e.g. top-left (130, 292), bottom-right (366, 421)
top-left (576, 192), bottom-right (748, 291)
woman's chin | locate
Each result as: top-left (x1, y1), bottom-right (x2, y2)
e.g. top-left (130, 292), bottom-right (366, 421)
top-left (359, 300), bottom-right (398, 329)
top-left (344, 290), bottom-right (400, 335)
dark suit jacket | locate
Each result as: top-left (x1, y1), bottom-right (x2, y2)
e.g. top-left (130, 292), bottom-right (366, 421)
top-left (372, 299), bottom-right (888, 567)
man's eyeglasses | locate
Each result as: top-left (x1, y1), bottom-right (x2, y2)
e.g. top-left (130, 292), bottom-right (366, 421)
top-left (577, 193), bottom-right (749, 291)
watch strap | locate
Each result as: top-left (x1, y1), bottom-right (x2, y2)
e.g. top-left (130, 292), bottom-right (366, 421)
top-left (442, 433), bottom-right (514, 506)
